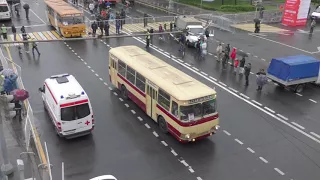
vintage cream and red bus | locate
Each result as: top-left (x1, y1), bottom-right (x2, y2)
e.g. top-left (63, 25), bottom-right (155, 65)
top-left (109, 46), bottom-right (219, 142)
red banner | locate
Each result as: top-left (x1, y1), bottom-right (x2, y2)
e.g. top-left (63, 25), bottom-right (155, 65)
top-left (282, 0), bottom-right (311, 26)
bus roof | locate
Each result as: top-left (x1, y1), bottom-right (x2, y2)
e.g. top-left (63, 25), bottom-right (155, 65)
top-left (45, 74), bottom-right (88, 103)
top-left (110, 46), bottom-right (216, 101)
top-left (44, 0), bottom-right (83, 17)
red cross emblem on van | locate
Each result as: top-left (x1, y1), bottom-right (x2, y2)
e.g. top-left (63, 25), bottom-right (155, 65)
top-left (85, 121), bottom-right (90, 125)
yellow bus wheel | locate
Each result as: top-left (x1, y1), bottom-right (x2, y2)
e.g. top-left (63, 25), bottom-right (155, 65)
top-left (158, 116), bottom-right (168, 134)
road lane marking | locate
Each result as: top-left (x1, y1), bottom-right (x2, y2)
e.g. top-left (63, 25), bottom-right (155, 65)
top-left (104, 82), bottom-right (108, 86)
top-left (164, 52), bottom-right (170, 55)
top-left (295, 93), bottom-right (303, 96)
top-left (99, 78), bottom-right (103, 81)
top-left (113, 92), bottom-right (118, 96)
top-left (137, 116), bottom-right (143, 121)
top-left (185, 63), bottom-right (191, 66)
top-left (309, 99), bottom-right (317, 103)
top-left (87, 66), bottom-right (91, 68)
top-left (223, 130), bottom-right (231, 136)
top-left (161, 141), bottom-right (168, 146)
top-left (219, 81), bottom-right (227, 86)
top-left (108, 87), bottom-right (112, 90)
top-left (276, 114), bottom-right (288, 121)
top-left (188, 167), bottom-right (195, 173)
top-left (197, 177), bottom-right (203, 180)
top-left (240, 93), bottom-right (250, 99)
top-left (261, 58), bottom-right (266, 61)
top-left (171, 149), bottom-right (178, 156)
top-left (250, 72), bottom-right (254, 74)
top-left (95, 73), bottom-right (99, 77)
top-left (131, 110), bottom-right (136, 114)
top-left (152, 131), bottom-right (159, 137)
top-left (247, 147), bottom-right (255, 153)
top-left (77, 56), bottom-right (81, 59)
top-left (200, 71), bottom-right (208, 76)
top-left (180, 160), bottom-right (189, 166)
top-left (192, 67), bottom-right (199, 71)
top-left (259, 157), bottom-right (268, 163)
top-left (264, 107), bottom-right (275, 113)
top-left (310, 132), bottom-right (320, 139)
top-left (252, 100), bottom-right (262, 106)
top-left (228, 87), bottom-right (238, 93)
top-left (124, 103), bottom-right (129, 107)
top-left (274, 168), bottom-right (285, 175)
top-left (84, 62), bottom-right (87, 65)
top-left (47, 31), bottom-right (57, 40)
top-left (119, 98), bottom-right (123, 101)
top-left (209, 76), bottom-right (217, 81)
top-left (80, 58), bottom-right (84, 61)
top-left (254, 55), bottom-right (258, 58)
top-left (145, 123), bottom-right (151, 129)
top-left (291, 122), bottom-right (305, 130)
top-left (176, 59), bottom-right (183, 62)
top-left (71, 50), bottom-right (74, 52)
top-left (37, 32), bottom-right (47, 40)
top-left (235, 139), bottom-right (244, 145)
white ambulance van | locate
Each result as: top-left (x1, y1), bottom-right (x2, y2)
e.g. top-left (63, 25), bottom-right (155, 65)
top-left (39, 73), bottom-right (94, 138)
top-left (0, 0), bottom-right (11, 20)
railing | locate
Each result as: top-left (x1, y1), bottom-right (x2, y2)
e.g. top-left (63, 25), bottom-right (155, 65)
top-left (222, 10), bottom-right (283, 24)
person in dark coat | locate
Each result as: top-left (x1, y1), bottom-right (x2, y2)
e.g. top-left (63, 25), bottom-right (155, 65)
top-left (244, 63), bottom-right (251, 86)
top-left (239, 56), bottom-right (246, 75)
top-left (149, 27), bottom-right (154, 43)
top-left (120, 9), bottom-right (126, 28)
top-left (143, 13), bottom-right (148, 27)
top-left (11, 24), bottom-right (17, 41)
top-left (23, 4), bottom-right (30, 20)
top-left (221, 51), bottom-right (227, 70)
top-left (256, 69), bottom-right (267, 91)
top-left (91, 21), bottom-right (98, 37)
top-left (116, 20), bottom-right (120, 34)
top-left (99, 20), bottom-right (104, 35)
top-left (104, 21), bottom-right (109, 36)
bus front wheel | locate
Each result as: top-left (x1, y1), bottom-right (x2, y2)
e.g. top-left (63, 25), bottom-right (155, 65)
top-left (158, 116), bottom-right (168, 134)
top-left (121, 85), bottom-right (129, 100)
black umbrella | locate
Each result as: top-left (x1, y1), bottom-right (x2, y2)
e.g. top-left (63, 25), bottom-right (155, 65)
top-left (237, 51), bottom-right (248, 57)
top-left (23, 3), bottom-right (29, 9)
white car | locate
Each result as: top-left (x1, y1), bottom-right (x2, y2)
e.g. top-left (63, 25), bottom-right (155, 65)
top-left (311, 6), bottom-right (320, 20)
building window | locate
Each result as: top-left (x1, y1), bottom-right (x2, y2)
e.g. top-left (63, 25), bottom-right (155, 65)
top-left (158, 88), bottom-right (170, 111)
top-left (126, 66), bottom-right (136, 85)
top-left (118, 60), bottom-right (126, 77)
top-left (136, 73), bottom-right (146, 92)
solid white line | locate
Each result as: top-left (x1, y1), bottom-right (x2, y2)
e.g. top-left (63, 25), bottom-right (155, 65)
top-left (153, 131), bottom-right (159, 137)
top-left (113, 92), bottom-right (118, 96)
top-left (131, 110), bottom-right (136, 114)
top-left (274, 168), bottom-right (285, 175)
top-left (145, 123), bottom-right (151, 129)
top-left (108, 87), bottom-right (112, 90)
top-left (104, 82), bottom-right (108, 86)
top-left (180, 160), bottom-right (189, 167)
top-left (296, 93), bottom-right (303, 96)
top-left (201, 71), bottom-right (208, 76)
top-left (223, 130), bottom-right (231, 136)
top-left (125, 104), bottom-right (129, 108)
top-left (291, 122), bottom-right (305, 130)
top-left (197, 177), bottom-right (203, 180)
top-left (309, 99), bottom-right (317, 103)
top-left (310, 132), bottom-right (320, 139)
top-left (247, 147), bottom-right (255, 153)
top-left (235, 139), bottom-right (244, 145)
top-left (209, 76), bottom-right (217, 81)
top-left (228, 87), bottom-right (238, 93)
top-left (137, 116), bottom-right (143, 121)
top-left (99, 78), bottom-right (103, 81)
top-left (259, 157), bottom-right (268, 163)
top-left (264, 107), bottom-right (275, 113)
top-left (192, 67), bottom-right (199, 71)
top-left (119, 98), bottom-right (123, 101)
top-left (240, 93), bottom-right (250, 99)
top-left (171, 149), bottom-right (178, 156)
top-left (188, 167), bottom-right (195, 173)
top-left (185, 63), bottom-right (191, 66)
top-left (161, 141), bottom-right (168, 146)
top-left (219, 81), bottom-right (227, 86)
top-left (95, 73), bottom-right (99, 77)
top-left (276, 114), bottom-right (288, 121)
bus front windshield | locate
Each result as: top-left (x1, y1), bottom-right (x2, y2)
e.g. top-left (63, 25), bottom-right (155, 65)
top-left (61, 16), bottom-right (84, 26)
top-left (180, 100), bottom-right (216, 121)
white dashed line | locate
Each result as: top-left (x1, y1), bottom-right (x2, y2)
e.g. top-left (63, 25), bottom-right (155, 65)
top-left (188, 167), bottom-right (195, 173)
top-left (309, 99), bottom-right (317, 103)
top-left (250, 72), bottom-right (254, 74)
top-left (171, 149), bottom-right (178, 156)
top-left (119, 97), bottom-right (123, 101)
top-left (131, 110), bottom-right (136, 114)
top-left (247, 53), bottom-right (250, 55)
top-left (161, 141), bottom-right (168, 146)
top-left (209, 76), bottom-right (217, 81)
top-left (291, 122), bottom-right (305, 130)
top-left (251, 100), bottom-right (262, 106)
top-left (261, 58), bottom-right (266, 61)
top-left (208, 53), bottom-right (213, 55)
top-left (158, 48), bottom-right (163, 51)
top-left (99, 78), bottom-right (103, 81)
top-left (171, 55), bottom-right (176, 58)
top-left (152, 131), bottom-right (159, 137)
top-left (77, 56), bottom-right (81, 59)
top-left (95, 73), bottom-right (99, 77)
top-left (176, 59), bottom-right (183, 62)
top-left (106, 44), bottom-right (110, 47)
top-left (84, 62), bottom-right (87, 65)
top-left (295, 93), bottom-right (303, 96)
top-left (264, 107), bottom-right (275, 113)
top-left (71, 50), bottom-right (74, 52)
top-left (104, 82), bottom-right (108, 86)
top-left (274, 168), bottom-right (285, 175)
top-left (108, 87), bottom-right (112, 90)
top-left (273, 83), bottom-right (278, 86)
top-left (247, 147), bottom-right (255, 153)
top-left (145, 123), bottom-right (151, 129)
top-left (74, 53), bottom-right (77, 55)
top-left (192, 67), bottom-right (199, 71)
top-left (87, 66), bottom-right (91, 69)
top-left (310, 132), bottom-right (320, 139)
top-left (228, 87), bottom-right (238, 93)
top-left (91, 69), bottom-right (95, 73)
top-left (254, 55), bottom-right (258, 58)
top-left (185, 63), bottom-right (191, 66)
top-left (240, 50), bottom-right (243, 52)
top-left (235, 139), bottom-right (244, 145)
top-left (196, 177), bottom-right (203, 180)
top-left (276, 114), bottom-right (288, 121)
top-left (80, 59), bottom-right (84, 62)
top-left (259, 157), bottom-right (269, 163)
top-left (180, 160), bottom-right (189, 167)
top-left (219, 81), bottom-right (227, 86)
top-left (66, 44), bottom-right (69, 46)
top-left (223, 130), bottom-right (231, 136)
top-left (214, 55), bottom-right (217, 58)
top-left (124, 103), bottom-right (129, 108)
top-left (103, 42), bottom-right (107, 44)
top-left (240, 93), bottom-right (250, 99)
top-left (137, 116), bottom-right (143, 121)
top-left (164, 52), bottom-right (170, 55)
top-left (201, 71), bottom-right (208, 76)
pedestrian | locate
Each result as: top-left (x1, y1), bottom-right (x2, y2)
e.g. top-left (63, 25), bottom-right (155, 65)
top-left (222, 51), bottom-right (228, 70)
top-left (21, 26), bottom-right (26, 34)
top-left (225, 43), bottom-right (230, 57)
top-left (216, 43), bottom-right (222, 62)
top-left (256, 69), bottom-right (267, 91)
top-left (259, 6), bottom-right (265, 19)
top-left (99, 20), bottom-right (104, 35)
top-left (120, 8), bottom-right (126, 27)
top-left (159, 24), bottom-right (164, 40)
top-left (11, 24), bottom-right (17, 41)
top-left (230, 47), bottom-right (236, 66)
top-left (91, 21), bottom-right (98, 37)
top-left (116, 19), bottom-right (120, 34)
top-left (239, 56), bottom-right (246, 75)
top-left (89, 2), bottom-right (95, 16)
top-left (1, 24), bottom-right (7, 40)
top-left (23, 3), bottom-right (30, 20)
top-left (31, 38), bottom-right (40, 56)
top-left (234, 58), bottom-right (239, 74)
top-left (149, 27), bottom-right (154, 43)
top-left (3, 76), bottom-right (14, 95)
top-left (310, 19), bottom-right (316, 34)
top-left (164, 23), bottom-right (167, 31)
top-left (205, 28), bottom-right (209, 38)
top-left (170, 22), bottom-right (173, 32)
top-left (144, 13), bottom-right (148, 27)
top-left (146, 29), bottom-right (150, 48)
top-left (104, 21), bottom-right (110, 36)
top-left (244, 63), bottom-right (251, 86)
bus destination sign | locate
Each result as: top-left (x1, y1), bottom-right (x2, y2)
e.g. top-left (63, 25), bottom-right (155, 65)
top-left (188, 95), bottom-right (214, 104)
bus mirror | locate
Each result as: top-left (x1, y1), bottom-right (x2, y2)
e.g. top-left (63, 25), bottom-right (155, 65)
top-left (38, 87), bottom-right (44, 93)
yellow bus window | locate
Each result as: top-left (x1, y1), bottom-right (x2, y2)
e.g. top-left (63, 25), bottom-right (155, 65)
top-left (158, 89), bottom-right (170, 111)
top-left (136, 72), bottom-right (146, 92)
top-left (118, 60), bottom-right (126, 77)
top-left (171, 101), bottom-right (178, 117)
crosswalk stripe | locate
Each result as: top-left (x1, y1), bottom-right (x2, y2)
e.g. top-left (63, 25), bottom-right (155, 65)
top-left (33, 32), bottom-right (42, 40)
top-left (50, 30), bottom-right (61, 39)
top-left (18, 34), bottom-right (23, 40)
top-left (7, 35), bottom-right (13, 46)
top-left (37, 32), bottom-right (47, 40)
top-left (42, 32), bottom-right (52, 40)
top-left (47, 31), bottom-right (57, 40)
top-left (28, 33), bottom-right (36, 39)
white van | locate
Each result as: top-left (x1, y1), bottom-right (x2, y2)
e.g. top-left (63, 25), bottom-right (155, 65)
top-left (0, 0), bottom-right (11, 20)
top-left (39, 74), bottom-right (94, 138)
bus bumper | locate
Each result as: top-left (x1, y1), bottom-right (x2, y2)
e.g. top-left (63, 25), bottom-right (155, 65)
top-left (175, 125), bottom-right (219, 143)
top-left (60, 128), bottom-right (93, 139)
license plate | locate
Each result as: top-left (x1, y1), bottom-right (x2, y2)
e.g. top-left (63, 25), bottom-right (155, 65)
top-left (64, 130), bottom-right (75, 134)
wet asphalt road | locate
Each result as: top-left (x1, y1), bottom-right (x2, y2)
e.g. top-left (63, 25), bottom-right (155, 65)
top-left (3, 1), bottom-right (320, 180)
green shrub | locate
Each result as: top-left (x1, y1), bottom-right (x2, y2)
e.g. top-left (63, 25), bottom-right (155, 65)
top-left (220, 5), bottom-right (255, 12)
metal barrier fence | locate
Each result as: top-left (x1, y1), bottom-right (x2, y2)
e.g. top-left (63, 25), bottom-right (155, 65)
top-left (222, 10), bottom-right (283, 24)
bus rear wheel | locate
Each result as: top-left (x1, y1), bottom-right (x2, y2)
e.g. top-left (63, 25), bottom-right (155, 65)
top-left (158, 116), bottom-right (168, 134)
top-left (121, 85), bottom-right (129, 100)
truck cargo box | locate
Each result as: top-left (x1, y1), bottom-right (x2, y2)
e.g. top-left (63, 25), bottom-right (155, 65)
top-left (267, 55), bottom-right (320, 82)
top-left (175, 16), bottom-right (203, 30)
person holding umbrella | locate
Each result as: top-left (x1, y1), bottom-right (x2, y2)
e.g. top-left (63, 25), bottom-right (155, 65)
top-left (23, 3), bottom-right (30, 20)
top-left (11, 89), bottom-right (29, 121)
top-left (256, 69), bottom-right (268, 91)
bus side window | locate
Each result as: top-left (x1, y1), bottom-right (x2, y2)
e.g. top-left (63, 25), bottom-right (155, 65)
top-left (171, 101), bottom-right (178, 117)
top-left (113, 61), bottom-right (117, 69)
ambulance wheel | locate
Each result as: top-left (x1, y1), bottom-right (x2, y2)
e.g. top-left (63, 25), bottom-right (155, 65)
top-left (158, 116), bottom-right (168, 134)
top-left (121, 85), bottom-right (129, 100)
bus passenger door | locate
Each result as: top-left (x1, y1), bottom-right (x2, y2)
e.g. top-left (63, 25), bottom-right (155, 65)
top-left (146, 85), bottom-right (157, 121)
top-left (53, 12), bottom-right (59, 31)
top-left (110, 59), bottom-right (117, 86)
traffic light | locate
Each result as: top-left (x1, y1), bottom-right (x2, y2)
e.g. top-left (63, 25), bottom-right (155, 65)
top-left (0, 94), bottom-right (16, 119)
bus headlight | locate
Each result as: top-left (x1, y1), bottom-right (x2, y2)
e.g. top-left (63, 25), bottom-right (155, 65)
top-left (185, 134), bottom-right (190, 139)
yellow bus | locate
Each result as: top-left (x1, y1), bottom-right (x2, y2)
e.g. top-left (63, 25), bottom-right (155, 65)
top-left (44, 0), bottom-right (86, 38)
top-left (109, 46), bottom-right (219, 142)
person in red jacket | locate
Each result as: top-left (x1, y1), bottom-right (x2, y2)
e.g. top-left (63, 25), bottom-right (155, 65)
top-left (230, 47), bottom-right (237, 66)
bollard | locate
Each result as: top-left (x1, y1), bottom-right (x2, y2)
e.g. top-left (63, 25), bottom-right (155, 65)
top-left (17, 159), bottom-right (25, 180)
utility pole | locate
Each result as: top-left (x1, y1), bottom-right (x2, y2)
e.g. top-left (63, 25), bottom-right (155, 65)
top-left (0, 94), bottom-right (16, 176)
